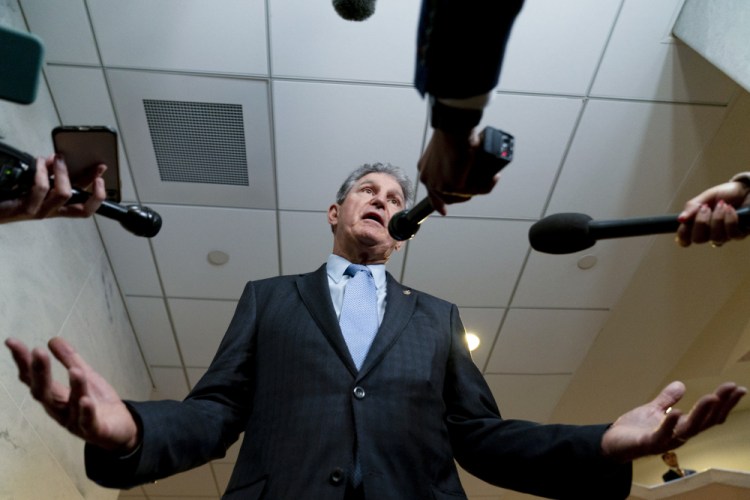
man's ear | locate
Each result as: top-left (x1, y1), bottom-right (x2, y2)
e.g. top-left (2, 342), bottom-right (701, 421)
top-left (328, 204), bottom-right (339, 230)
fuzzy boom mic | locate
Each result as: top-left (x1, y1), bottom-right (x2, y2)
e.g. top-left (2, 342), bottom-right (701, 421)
top-left (528, 208), bottom-right (750, 254)
top-left (332, 0), bottom-right (377, 21)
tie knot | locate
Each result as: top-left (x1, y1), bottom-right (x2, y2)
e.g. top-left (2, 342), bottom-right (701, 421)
top-left (345, 264), bottom-right (370, 278)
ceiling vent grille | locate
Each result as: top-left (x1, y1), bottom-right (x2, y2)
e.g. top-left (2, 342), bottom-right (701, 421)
top-left (143, 99), bottom-right (249, 186)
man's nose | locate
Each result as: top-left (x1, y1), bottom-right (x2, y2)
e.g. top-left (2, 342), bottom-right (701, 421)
top-left (370, 194), bottom-right (386, 208)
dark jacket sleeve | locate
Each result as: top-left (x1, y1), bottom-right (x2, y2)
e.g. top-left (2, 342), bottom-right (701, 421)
top-left (443, 304), bottom-right (632, 499)
top-left (85, 281), bottom-right (259, 489)
top-left (414, 0), bottom-right (525, 99)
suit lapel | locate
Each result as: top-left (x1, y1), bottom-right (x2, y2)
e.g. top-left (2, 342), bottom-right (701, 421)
top-left (358, 272), bottom-right (417, 377)
top-left (296, 266), bottom-right (418, 378)
top-left (296, 264), bottom-right (359, 374)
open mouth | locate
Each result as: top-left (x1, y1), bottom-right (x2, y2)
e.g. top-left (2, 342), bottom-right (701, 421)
top-left (362, 212), bottom-right (384, 226)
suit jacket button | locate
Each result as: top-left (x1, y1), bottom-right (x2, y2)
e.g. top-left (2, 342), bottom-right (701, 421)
top-left (329, 467), bottom-right (345, 485)
top-left (353, 386), bottom-right (366, 399)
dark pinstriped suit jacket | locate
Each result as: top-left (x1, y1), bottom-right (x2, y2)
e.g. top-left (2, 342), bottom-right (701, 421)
top-left (87, 265), bottom-right (631, 499)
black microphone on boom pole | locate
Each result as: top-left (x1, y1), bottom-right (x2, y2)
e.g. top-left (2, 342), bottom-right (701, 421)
top-left (528, 208), bottom-right (750, 255)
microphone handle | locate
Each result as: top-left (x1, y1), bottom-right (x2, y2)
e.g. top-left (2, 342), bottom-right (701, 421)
top-left (589, 206), bottom-right (750, 241)
top-left (68, 188), bottom-right (162, 238)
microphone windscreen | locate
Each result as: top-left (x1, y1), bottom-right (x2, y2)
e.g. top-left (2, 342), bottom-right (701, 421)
top-left (529, 212), bottom-right (596, 254)
top-left (332, 0), bottom-right (376, 21)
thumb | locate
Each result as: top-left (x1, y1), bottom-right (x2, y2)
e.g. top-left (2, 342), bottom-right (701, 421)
top-left (652, 381), bottom-right (686, 412)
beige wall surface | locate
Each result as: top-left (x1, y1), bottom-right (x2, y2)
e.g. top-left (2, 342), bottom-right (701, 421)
top-left (0, 1), bottom-right (151, 498)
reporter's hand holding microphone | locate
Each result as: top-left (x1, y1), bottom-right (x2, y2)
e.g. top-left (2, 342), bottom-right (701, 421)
top-left (676, 173), bottom-right (750, 248)
top-left (0, 154), bottom-right (106, 224)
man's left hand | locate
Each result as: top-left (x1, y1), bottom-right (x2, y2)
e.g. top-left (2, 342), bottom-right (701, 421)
top-left (600, 381), bottom-right (746, 462)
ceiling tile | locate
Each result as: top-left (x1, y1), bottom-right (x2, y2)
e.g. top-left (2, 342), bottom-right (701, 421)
top-left (590, 0), bottom-right (737, 103)
top-left (187, 367), bottom-right (208, 389)
top-left (169, 298), bottom-right (238, 367)
top-left (123, 296), bottom-right (181, 366)
top-left (149, 205), bottom-right (279, 299)
top-left (486, 308), bottom-right (610, 374)
top-left (149, 366), bottom-right (189, 401)
top-left (213, 462), bottom-right (234, 495)
top-left (278, 211), bottom-right (335, 276)
top-left (269, 0), bottom-right (419, 83)
top-left (498, 0), bottom-right (622, 95)
top-left (44, 65), bottom-right (137, 201)
top-left (20, 0), bottom-right (99, 64)
top-left (458, 466), bottom-right (505, 497)
top-left (117, 486), bottom-right (147, 498)
top-left (273, 81), bottom-right (427, 211)
top-left (456, 307), bottom-right (506, 371)
top-left (446, 94), bottom-right (583, 219)
top-left (107, 70), bottom-right (275, 208)
top-left (513, 238), bottom-right (651, 309)
top-left (402, 218), bottom-right (532, 308)
top-left (88, 0), bottom-right (268, 74)
top-left (547, 99), bottom-right (727, 219)
top-left (142, 463), bottom-right (219, 497)
top-left (485, 373), bottom-right (572, 422)
top-left (216, 435), bottom-right (242, 464)
top-left (95, 216), bottom-right (162, 296)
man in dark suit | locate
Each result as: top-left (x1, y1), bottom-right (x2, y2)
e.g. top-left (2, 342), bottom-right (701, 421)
top-left (6, 163), bottom-right (746, 499)
top-left (661, 451), bottom-right (696, 482)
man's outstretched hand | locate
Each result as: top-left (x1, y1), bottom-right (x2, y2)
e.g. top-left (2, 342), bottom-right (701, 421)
top-left (5, 336), bottom-right (140, 453)
top-left (601, 381), bottom-right (746, 462)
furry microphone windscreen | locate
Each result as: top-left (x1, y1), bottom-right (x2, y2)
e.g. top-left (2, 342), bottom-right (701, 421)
top-left (332, 0), bottom-right (377, 21)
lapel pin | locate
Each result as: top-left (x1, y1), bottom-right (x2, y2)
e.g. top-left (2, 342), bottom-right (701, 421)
top-left (403, 290), bottom-right (412, 295)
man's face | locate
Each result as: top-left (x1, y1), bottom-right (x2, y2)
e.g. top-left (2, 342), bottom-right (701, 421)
top-left (328, 172), bottom-right (406, 263)
top-left (662, 452), bottom-right (679, 467)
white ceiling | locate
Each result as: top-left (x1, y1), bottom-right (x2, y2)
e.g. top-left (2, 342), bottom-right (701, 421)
top-left (18, 0), bottom-right (750, 498)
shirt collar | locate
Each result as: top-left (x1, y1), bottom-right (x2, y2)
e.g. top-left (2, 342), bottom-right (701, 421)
top-left (327, 254), bottom-right (386, 289)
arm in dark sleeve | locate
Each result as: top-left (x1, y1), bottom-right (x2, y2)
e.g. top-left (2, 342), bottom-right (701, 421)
top-left (85, 281), bottom-right (259, 489)
top-left (443, 305), bottom-right (632, 499)
top-left (415, 0), bottom-right (525, 99)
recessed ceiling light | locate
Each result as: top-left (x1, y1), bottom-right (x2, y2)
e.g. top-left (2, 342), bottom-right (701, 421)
top-left (465, 332), bottom-right (480, 352)
top-left (207, 250), bottom-right (230, 266)
top-left (577, 254), bottom-right (597, 270)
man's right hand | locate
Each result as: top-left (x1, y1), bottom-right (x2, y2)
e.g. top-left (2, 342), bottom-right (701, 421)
top-left (5, 336), bottom-right (140, 453)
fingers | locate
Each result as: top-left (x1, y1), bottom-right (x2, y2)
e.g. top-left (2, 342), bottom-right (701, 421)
top-left (57, 164), bottom-right (107, 218)
top-left (48, 336), bottom-right (94, 373)
top-left (672, 382), bottom-right (747, 442)
top-left (23, 157), bottom-right (52, 217)
top-left (36, 156), bottom-right (73, 219)
top-left (29, 347), bottom-right (56, 403)
top-left (5, 337), bottom-right (33, 386)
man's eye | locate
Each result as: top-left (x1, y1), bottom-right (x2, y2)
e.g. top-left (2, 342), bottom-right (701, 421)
top-left (389, 198), bottom-right (401, 206)
top-left (362, 187), bottom-right (374, 194)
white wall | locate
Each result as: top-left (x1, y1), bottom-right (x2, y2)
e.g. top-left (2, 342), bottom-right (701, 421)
top-left (674, 0), bottom-right (750, 94)
top-left (0, 1), bottom-right (151, 498)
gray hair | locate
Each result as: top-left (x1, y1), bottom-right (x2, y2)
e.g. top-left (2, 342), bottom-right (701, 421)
top-left (335, 163), bottom-right (414, 209)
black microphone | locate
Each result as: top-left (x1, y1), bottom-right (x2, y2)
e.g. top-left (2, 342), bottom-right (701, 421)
top-left (388, 126), bottom-right (515, 241)
top-left (389, 197), bottom-right (434, 241)
top-left (332, 0), bottom-right (376, 21)
top-left (68, 189), bottom-right (162, 238)
top-left (528, 207), bottom-right (750, 254)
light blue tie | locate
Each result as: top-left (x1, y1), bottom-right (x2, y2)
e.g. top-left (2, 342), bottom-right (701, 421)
top-left (339, 264), bottom-right (379, 370)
